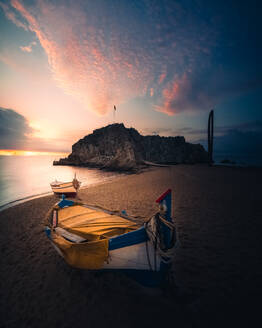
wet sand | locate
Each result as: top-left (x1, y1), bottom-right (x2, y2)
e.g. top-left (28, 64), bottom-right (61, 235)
top-left (0, 164), bottom-right (261, 327)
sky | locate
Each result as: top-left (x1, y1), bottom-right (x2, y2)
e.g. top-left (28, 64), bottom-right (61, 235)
top-left (0, 0), bottom-right (261, 155)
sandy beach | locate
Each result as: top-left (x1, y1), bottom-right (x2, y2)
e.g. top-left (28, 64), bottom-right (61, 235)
top-left (0, 164), bottom-right (261, 327)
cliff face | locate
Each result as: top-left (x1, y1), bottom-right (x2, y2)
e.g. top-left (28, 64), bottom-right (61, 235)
top-left (54, 123), bottom-right (208, 170)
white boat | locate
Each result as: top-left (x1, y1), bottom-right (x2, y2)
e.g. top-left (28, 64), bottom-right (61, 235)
top-left (50, 174), bottom-right (81, 197)
top-left (45, 189), bottom-right (179, 286)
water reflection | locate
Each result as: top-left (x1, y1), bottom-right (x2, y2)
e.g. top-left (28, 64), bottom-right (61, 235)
top-left (0, 155), bottom-right (121, 207)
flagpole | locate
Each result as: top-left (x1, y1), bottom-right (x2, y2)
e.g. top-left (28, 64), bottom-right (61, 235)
top-left (113, 105), bottom-right (116, 123)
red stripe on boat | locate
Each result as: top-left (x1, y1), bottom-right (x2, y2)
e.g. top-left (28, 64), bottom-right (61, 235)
top-left (155, 189), bottom-right (171, 203)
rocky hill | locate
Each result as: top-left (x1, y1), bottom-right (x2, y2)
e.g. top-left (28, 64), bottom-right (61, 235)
top-left (54, 123), bottom-right (208, 170)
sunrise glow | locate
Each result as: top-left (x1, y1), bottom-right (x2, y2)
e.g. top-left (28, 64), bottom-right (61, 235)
top-left (0, 149), bottom-right (69, 156)
top-left (0, 0), bottom-right (261, 154)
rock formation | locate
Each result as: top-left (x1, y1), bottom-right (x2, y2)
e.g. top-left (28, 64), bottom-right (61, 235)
top-left (54, 123), bottom-right (208, 170)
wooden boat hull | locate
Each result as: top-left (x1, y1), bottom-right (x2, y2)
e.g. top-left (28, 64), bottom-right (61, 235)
top-left (47, 226), bottom-right (161, 270)
top-left (44, 190), bottom-right (178, 286)
top-left (50, 181), bottom-right (80, 197)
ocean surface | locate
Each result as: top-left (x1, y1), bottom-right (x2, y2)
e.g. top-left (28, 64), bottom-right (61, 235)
top-left (0, 155), bottom-right (122, 210)
top-left (213, 152), bottom-right (262, 167)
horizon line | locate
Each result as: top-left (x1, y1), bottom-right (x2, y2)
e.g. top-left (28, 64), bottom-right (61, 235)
top-left (0, 149), bottom-right (69, 156)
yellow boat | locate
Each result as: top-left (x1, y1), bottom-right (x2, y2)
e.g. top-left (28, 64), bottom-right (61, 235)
top-left (45, 189), bottom-right (179, 286)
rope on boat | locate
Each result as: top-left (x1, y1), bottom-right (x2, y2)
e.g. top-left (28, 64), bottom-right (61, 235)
top-left (144, 213), bottom-right (180, 269)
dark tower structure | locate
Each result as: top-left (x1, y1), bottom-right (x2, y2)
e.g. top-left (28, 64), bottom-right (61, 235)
top-left (208, 109), bottom-right (214, 166)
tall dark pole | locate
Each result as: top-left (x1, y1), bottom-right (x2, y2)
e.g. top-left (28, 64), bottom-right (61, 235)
top-left (208, 109), bottom-right (214, 166)
top-left (113, 105), bottom-right (116, 123)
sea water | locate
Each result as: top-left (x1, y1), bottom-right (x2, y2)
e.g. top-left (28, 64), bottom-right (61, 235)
top-left (213, 152), bottom-right (262, 167)
top-left (0, 155), bottom-right (122, 210)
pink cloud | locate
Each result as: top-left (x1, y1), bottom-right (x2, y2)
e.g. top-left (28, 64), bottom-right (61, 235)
top-left (5, 0), bottom-right (154, 115)
top-left (156, 72), bottom-right (214, 115)
top-left (20, 41), bottom-right (36, 52)
top-left (2, 1), bottom-right (220, 117)
top-left (155, 78), bottom-right (181, 116)
top-left (0, 1), bottom-right (28, 30)
top-left (20, 45), bottom-right (32, 52)
top-left (158, 72), bottom-right (166, 84)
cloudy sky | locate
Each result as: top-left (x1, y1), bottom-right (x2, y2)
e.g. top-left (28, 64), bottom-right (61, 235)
top-left (0, 0), bottom-right (261, 153)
